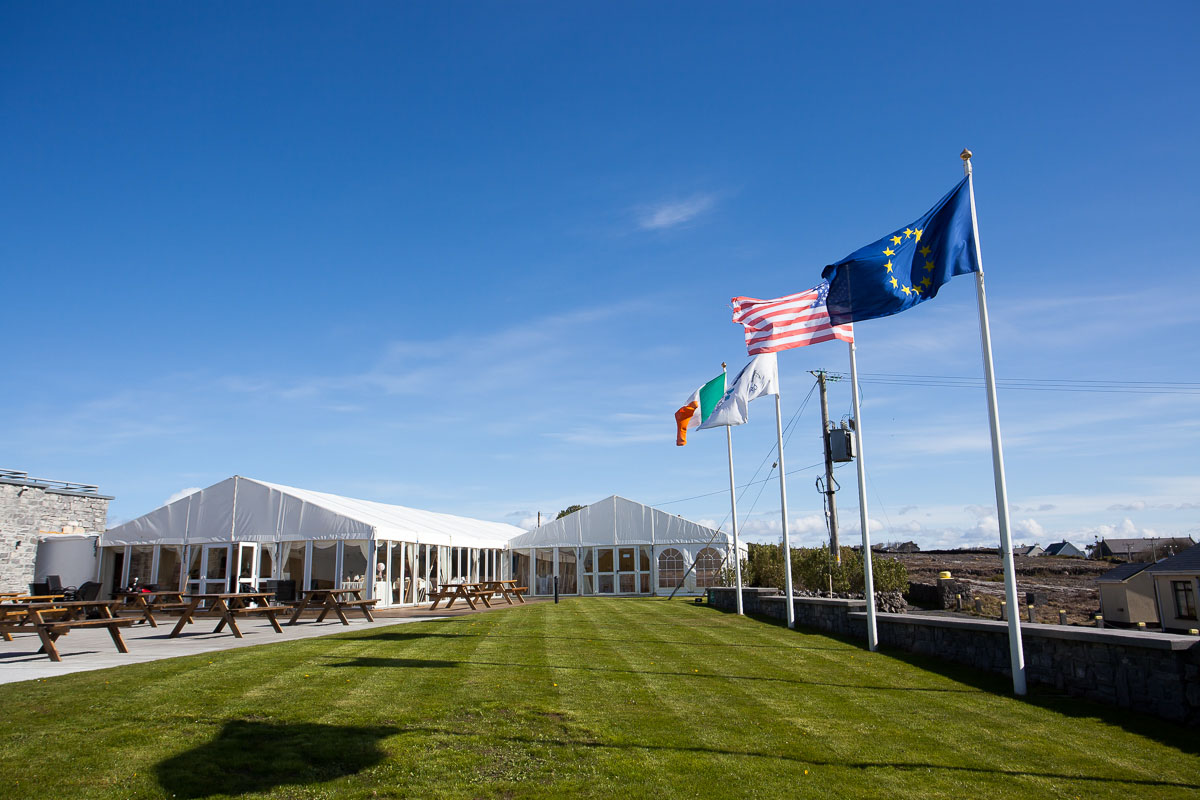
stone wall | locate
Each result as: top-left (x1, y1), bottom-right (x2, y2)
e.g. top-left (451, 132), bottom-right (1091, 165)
top-left (0, 480), bottom-right (110, 593)
top-left (707, 586), bottom-right (1200, 726)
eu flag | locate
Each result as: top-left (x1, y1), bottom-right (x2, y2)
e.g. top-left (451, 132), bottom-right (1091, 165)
top-left (821, 177), bottom-right (979, 325)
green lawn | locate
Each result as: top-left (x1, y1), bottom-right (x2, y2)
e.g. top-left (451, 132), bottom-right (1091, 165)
top-left (1, 598), bottom-right (1197, 799)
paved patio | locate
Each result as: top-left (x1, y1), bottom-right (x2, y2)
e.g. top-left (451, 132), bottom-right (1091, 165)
top-left (0, 598), bottom-right (547, 684)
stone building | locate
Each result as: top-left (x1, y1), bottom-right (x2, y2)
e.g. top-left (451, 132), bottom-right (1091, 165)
top-left (0, 469), bottom-right (111, 593)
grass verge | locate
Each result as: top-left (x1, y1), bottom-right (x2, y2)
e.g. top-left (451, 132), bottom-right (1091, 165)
top-left (0, 598), bottom-right (1197, 799)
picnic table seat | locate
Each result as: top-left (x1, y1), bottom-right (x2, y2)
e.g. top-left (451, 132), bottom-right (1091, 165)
top-left (0, 605), bottom-right (134, 662)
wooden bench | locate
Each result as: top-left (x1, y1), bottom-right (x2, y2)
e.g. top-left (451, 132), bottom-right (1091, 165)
top-left (170, 593), bottom-right (289, 639)
top-left (0, 602), bottom-right (134, 662)
top-left (115, 591), bottom-right (195, 628)
top-left (288, 589), bottom-right (378, 625)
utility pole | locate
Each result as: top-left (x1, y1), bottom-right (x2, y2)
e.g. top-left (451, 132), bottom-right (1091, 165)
top-left (811, 370), bottom-right (840, 565)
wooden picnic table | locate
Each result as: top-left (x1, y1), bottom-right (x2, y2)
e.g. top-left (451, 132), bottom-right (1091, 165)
top-left (3, 594), bottom-right (66, 604)
top-left (168, 592), bottom-right (288, 639)
top-left (0, 600), bottom-right (133, 661)
top-left (427, 580), bottom-right (526, 611)
top-left (481, 579), bottom-right (526, 605)
top-left (287, 588), bottom-right (378, 626)
top-left (114, 590), bottom-right (191, 628)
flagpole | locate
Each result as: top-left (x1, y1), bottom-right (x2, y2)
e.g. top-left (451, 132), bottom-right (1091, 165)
top-left (775, 394), bottom-right (796, 629)
top-left (723, 363), bottom-right (745, 615)
top-left (847, 340), bottom-right (878, 651)
top-left (962, 148), bottom-right (1027, 695)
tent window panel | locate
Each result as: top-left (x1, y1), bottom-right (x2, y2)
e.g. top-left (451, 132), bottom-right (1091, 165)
top-left (405, 544), bottom-right (420, 603)
top-left (514, 550), bottom-right (532, 591)
top-left (343, 540), bottom-right (368, 589)
top-left (695, 547), bottom-right (723, 588)
top-left (558, 548), bottom-right (577, 594)
top-left (259, 545), bottom-right (274, 580)
top-left (619, 574), bottom-right (635, 594)
top-left (618, 548), bottom-right (635, 572)
top-left (582, 574), bottom-right (594, 594)
top-left (640, 574), bottom-right (650, 594)
top-left (128, 546), bottom-right (154, 586)
top-left (597, 548), bottom-right (614, 573)
top-left (535, 549), bottom-right (554, 595)
top-left (583, 548), bottom-right (594, 572)
top-left (311, 542), bottom-right (337, 590)
top-left (657, 548), bottom-right (684, 589)
top-left (205, 548), bottom-right (228, 580)
top-left (158, 546), bottom-right (183, 591)
top-left (281, 543), bottom-right (306, 586)
top-left (639, 547), bottom-right (651, 572)
top-left (437, 546), bottom-right (451, 584)
top-left (598, 574), bottom-right (614, 593)
top-left (187, 547), bottom-right (202, 581)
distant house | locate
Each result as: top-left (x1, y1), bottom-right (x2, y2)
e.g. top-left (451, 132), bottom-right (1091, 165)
top-left (1145, 543), bottom-right (1200, 633)
top-left (1090, 536), bottom-right (1195, 562)
top-left (1095, 562), bottom-right (1157, 626)
top-left (1044, 541), bottom-right (1085, 558)
top-left (1013, 544), bottom-right (1044, 557)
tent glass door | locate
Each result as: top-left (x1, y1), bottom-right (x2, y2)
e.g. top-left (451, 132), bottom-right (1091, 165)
top-left (234, 543), bottom-right (257, 592)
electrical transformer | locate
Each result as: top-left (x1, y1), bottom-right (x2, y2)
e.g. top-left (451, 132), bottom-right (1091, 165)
top-left (829, 428), bottom-right (856, 462)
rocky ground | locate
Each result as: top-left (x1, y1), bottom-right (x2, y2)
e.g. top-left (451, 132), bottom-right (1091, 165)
top-left (889, 550), bottom-right (1114, 625)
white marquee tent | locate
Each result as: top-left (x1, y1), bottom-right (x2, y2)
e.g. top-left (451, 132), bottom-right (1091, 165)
top-left (508, 495), bottom-right (747, 597)
top-left (97, 480), bottom-right (741, 605)
top-left (100, 476), bottom-right (523, 606)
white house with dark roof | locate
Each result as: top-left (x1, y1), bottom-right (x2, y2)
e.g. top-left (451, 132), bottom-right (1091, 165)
top-left (1145, 543), bottom-right (1200, 633)
top-left (1095, 561), bottom-right (1157, 626)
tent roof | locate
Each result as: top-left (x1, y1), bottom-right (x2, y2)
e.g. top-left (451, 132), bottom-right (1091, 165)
top-left (102, 476), bottom-right (525, 548)
top-left (508, 495), bottom-right (737, 550)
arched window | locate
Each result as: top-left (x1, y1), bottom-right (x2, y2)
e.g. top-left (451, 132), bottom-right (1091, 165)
top-left (694, 547), bottom-right (724, 588)
top-left (657, 548), bottom-right (684, 588)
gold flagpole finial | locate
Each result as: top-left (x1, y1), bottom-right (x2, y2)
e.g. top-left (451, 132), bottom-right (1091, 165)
top-left (961, 148), bottom-right (973, 176)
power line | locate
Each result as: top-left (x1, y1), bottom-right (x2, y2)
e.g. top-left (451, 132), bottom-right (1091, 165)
top-left (828, 372), bottom-right (1200, 396)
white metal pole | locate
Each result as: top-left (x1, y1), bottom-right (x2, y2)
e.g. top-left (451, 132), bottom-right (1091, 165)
top-left (775, 394), bottom-right (796, 629)
top-left (726, 424), bottom-right (744, 616)
top-left (848, 340), bottom-right (878, 651)
top-left (962, 149), bottom-right (1027, 695)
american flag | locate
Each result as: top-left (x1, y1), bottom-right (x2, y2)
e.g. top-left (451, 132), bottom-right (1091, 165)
top-left (732, 281), bottom-right (854, 355)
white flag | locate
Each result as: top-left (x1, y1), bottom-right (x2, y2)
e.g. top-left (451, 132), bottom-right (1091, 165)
top-left (698, 353), bottom-right (779, 429)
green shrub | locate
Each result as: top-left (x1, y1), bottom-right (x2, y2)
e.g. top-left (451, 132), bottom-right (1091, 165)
top-left (744, 543), bottom-right (906, 594)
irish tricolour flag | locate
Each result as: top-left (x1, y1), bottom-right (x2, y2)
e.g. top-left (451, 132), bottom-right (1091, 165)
top-left (674, 372), bottom-right (725, 446)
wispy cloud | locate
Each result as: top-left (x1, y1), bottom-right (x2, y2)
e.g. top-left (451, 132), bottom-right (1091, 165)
top-left (164, 487), bottom-right (201, 505)
top-left (636, 194), bottom-right (716, 230)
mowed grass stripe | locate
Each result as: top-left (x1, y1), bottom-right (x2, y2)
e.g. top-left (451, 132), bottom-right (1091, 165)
top-left (1, 598), bottom-right (1199, 799)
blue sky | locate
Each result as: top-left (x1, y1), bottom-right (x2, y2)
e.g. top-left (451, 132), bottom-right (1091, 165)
top-left (3, 2), bottom-right (1197, 550)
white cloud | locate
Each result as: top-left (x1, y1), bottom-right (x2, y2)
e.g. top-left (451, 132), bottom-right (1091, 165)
top-left (1013, 518), bottom-right (1045, 538)
top-left (636, 194), bottom-right (715, 230)
top-left (164, 487), bottom-right (201, 505)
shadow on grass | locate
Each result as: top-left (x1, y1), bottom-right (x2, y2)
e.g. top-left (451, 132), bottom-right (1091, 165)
top-left (156, 719), bottom-right (398, 799)
top-left (338, 631), bottom-right (850, 650)
top-left (880, 646), bottom-right (1200, 758)
top-left (324, 655), bottom-right (977, 692)
top-left (339, 631), bottom-right (468, 643)
top-left (396, 725), bottom-right (1200, 790)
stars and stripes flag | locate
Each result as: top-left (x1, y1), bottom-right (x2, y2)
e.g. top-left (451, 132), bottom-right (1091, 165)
top-left (731, 280), bottom-right (853, 355)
